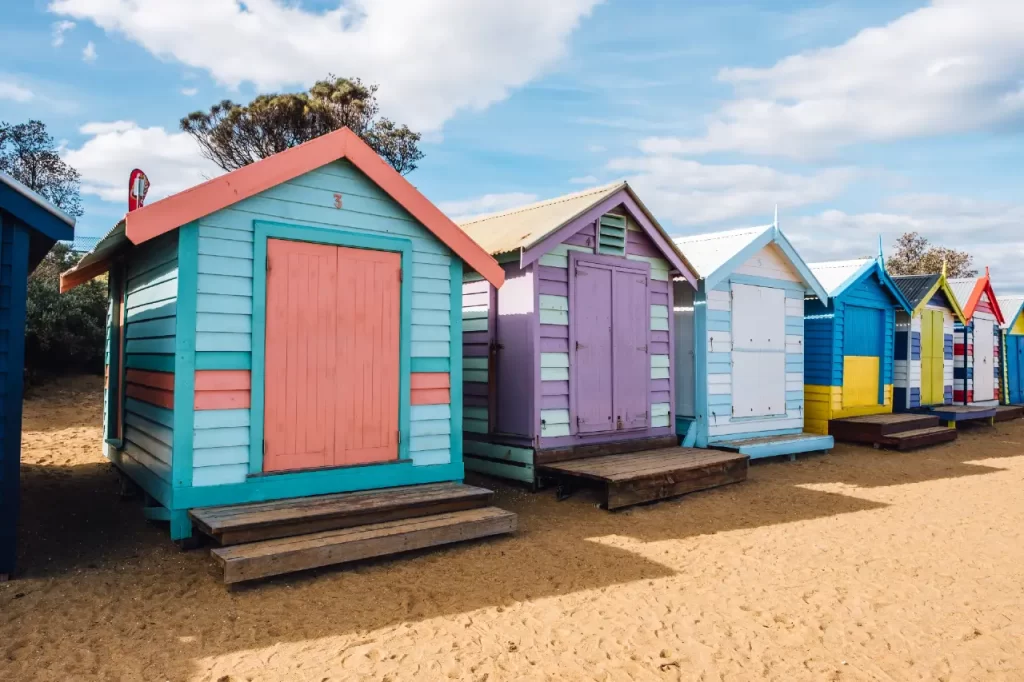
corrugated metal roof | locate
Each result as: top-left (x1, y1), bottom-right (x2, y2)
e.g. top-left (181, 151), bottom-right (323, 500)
top-left (0, 170), bottom-right (76, 227)
top-left (672, 225), bottom-right (771, 279)
top-left (61, 218), bottom-right (128, 282)
top-left (59, 236), bottom-right (101, 253)
top-left (998, 295), bottom-right (1024, 329)
top-left (457, 182), bottom-right (624, 255)
top-left (946, 277), bottom-right (979, 309)
top-left (891, 274), bottom-right (940, 309)
top-left (807, 258), bottom-right (873, 297)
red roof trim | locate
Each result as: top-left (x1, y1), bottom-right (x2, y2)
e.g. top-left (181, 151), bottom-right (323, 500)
top-left (963, 269), bottom-right (1005, 325)
top-left (124, 128), bottom-right (504, 288)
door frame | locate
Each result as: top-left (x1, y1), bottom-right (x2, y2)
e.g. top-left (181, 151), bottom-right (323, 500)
top-left (972, 317), bottom-right (995, 402)
top-left (567, 251), bottom-right (650, 436)
top-left (249, 220), bottom-right (413, 474)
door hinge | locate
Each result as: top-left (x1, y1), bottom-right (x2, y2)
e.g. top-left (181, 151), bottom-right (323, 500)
top-left (262, 439), bottom-right (266, 457)
top-left (266, 256), bottom-right (271, 272)
top-left (399, 269), bottom-right (403, 282)
top-left (397, 429), bottom-right (402, 444)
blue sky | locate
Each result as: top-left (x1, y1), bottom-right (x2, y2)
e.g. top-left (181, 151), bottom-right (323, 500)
top-left (3, 0), bottom-right (1023, 289)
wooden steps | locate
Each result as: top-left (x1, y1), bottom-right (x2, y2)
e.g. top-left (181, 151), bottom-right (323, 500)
top-left (190, 482), bottom-right (493, 545)
top-left (190, 483), bottom-right (517, 584)
top-left (994, 405), bottom-right (1024, 422)
top-left (877, 426), bottom-right (958, 450)
top-left (537, 446), bottom-right (748, 510)
top-left (212, 507), bottom-right (517, 584)
top-left (927, 405), bottom-right (997, 427)
top-left (829, 413), bottom-right (957, 450)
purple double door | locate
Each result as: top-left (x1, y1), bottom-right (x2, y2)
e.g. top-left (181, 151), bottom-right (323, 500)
top-left (572, 256), bottom-right (650, 435)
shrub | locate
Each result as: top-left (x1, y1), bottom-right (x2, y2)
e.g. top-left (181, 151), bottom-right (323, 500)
top-left (25, 243), bottom-right (107, 378)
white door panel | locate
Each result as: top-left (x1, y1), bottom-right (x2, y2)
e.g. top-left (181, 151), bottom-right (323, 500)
top-left (732, 284), bottom-right (785, 350)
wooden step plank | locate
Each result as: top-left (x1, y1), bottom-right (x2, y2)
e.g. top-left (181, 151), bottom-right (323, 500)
top-left (190, 483), bottom-right (494, 545)
top-left (194, 482), bottom-right (474, 521)
top-left (878, 426), bottom-right (957, 451)
top-left (830, 413), bottom-right (939, 439)
top-left (211, 507), bottom-right (517, 584)
top-left (538, 447), bottom-right (739, 479)
top-left (994, 406), bottom-right (1024, 422)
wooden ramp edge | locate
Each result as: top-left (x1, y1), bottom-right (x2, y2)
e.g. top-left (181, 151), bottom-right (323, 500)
top-left (211, 507), bottom-right (517, 584)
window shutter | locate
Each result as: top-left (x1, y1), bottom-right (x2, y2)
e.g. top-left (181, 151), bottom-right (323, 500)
top-left (597, 214), bottom-right (627, 256)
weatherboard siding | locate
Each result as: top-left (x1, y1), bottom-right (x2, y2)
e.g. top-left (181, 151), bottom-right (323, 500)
top-left (540, 228), bottom-right (673, 447)
top-left (802, 273), bottom-right (898, 434)
top-left (186, 158), bottom-right (458, 486)
top-left (114, 232), bottom-right (179, 483)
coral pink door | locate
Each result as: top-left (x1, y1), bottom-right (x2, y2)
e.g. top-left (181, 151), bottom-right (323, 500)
top-left (263, 239), bottom-right (401, 473)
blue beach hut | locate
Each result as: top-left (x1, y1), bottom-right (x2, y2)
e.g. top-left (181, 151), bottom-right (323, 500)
top-left (0, 172), bottom-right (75, 579)
top-left (802, 257), bottom-right (913, 434)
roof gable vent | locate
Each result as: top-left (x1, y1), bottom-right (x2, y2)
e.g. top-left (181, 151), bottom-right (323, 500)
top-left (597, 214), bottom-right (627, 256)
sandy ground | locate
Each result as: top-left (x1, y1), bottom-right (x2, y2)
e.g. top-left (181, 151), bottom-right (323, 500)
top-left (2, 376), bottom-right (1024, 681)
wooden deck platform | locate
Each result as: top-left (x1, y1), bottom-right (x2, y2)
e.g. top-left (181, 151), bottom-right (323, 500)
top-left (828, 413), bottom-right (957, 450)
top-left (190, 482), bottom-right (493, 545)
top-left (926, 405), bottom-right (997, 427)
top-left (191, 483), bottom-right (517, 584)
top-left (711, 433), bottom-right (834, 460)
top-left (994, 405), bottom-right (1024, 422)
top-left (537, 447), bottom-right (748, 510)
top-left (212, 507), bottom-right (517, 584)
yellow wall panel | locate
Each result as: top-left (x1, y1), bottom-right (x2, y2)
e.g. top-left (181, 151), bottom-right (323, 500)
top-left (842, 356), bottom-right (880, 408)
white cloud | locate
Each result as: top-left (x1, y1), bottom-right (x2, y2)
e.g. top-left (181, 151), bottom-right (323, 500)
top-left (0, 81), bottom-right (34, 103)
top-left (49, 0), bottom-right (601, 132)
top-left (51, 20), bottom-right (75, 46)
top-left (586, 144), bottom-right (606, 153)
top-left (789, 194), bottom-right (1024, 290)
top-left (62, 121), bottom-right (222, 203)
top-left (607, 153), bottom-right (856, 226)
top-left (644, 0), bottom-right (1024, 158)
top-left (180, 87), bottom-right (198, 96)
top-left (82, 40), bottom-right (97, 62)
top-left (437, 192), bottom-right (539, 222)
top-left (569, 175), bottom-right (599, 185)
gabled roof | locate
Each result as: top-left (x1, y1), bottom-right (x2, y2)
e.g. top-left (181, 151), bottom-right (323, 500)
top-left (457, 182), bottom-right (697, 287)
top-left (673, 223), bottom-right (829, 301)
top-left (891, 273), bottom-right (967, 324)
top-left (998, 295), bottom-right (1024, 330)
top-left (807, 257), bottom-right (912, 313)
top-left (947, 269), bottom-right (1004, 325)
top-left (459, 182), bottom-right (623, 254)
top-left (60, 127), bottom-right (504, 292)
top-left (0, 170), bottom-right (76, 242)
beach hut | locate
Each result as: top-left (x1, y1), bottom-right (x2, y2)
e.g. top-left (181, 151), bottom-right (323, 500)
top-left (948, 270), bottom-right (1004, 406)
top-left (999, 295), bottom-right (1024, 405)
top-left (455, 184), bottom-right (746, 508)
top-left (802, 257), bottom-right (913, 434)
top-left (672, 221), bottom-right (835, 460)
top-left (891, 272), bottom-right (967, 412)
top-left (0, 172), bottom-right (75, 579)
top-left (58, 129), bottom-right (517, 583)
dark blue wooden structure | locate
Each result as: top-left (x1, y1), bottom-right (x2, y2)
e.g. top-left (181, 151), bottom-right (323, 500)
top-left (0, 172), bottom-right (75, 579)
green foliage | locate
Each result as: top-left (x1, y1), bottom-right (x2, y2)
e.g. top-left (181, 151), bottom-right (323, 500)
top-left (887, 231), bottom-right (976, 278)
top-left (25, 243), bottom-right (107, 376)
top-left (180, 76), bottom-right (424, 174)
top-left (0, 120), bottom-right (84, 218)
